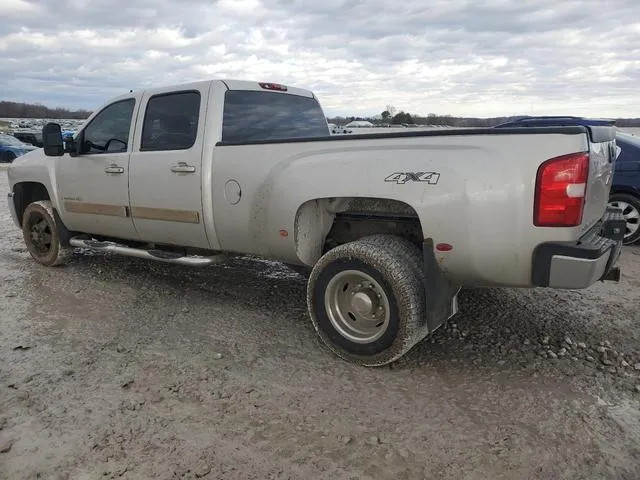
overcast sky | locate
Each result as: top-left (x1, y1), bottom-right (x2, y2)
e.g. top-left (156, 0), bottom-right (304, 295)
top-left (1, 0), bottom-right (639, 118)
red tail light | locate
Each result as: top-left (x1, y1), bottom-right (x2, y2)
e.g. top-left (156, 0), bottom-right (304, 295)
top-left (534, 152), bottom-right (589, 227)
top-left (259, 82), bottom-right (287, 91)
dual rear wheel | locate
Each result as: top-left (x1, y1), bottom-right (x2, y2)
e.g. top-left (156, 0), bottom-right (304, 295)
top-left (307, 234), bottom-right (428, 366)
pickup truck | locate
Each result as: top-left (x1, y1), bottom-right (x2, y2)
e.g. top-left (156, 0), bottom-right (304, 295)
top-left (5, 79), bottom-right (626, 366)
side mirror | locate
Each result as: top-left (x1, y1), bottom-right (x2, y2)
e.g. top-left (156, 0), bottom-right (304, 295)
top-left (42, 123), bottom-right (64, 156)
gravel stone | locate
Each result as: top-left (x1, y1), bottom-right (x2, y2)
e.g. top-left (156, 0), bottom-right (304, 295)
top-left (577, 342), bottom-right (587, 349)
top-left (564, 336), bottom-right (573, 346)
top-left (548, 351), bottom-right (558, 359)
top-left (121, 378), bottom-right (134, 389)
top-left (542, 336), bottom-right (550, 346)
top-left (0, 439), bottom-right (14, 453)
top-left (586, 356), bottom-right (595, 363)
top-left (601, 352), bottom-right (614, 366)
top-left (194, 463), bottom-right (211, 478)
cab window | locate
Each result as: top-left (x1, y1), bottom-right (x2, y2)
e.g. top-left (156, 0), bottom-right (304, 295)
top-left (140, 91), bottom-right (200, 151)
top-left (80, 99), bottom-right (135, 154)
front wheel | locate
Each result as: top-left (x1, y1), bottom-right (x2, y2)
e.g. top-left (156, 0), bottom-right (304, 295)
top-left (608, 193), bottom-right (640, 245)
top-left (21, 200), bottom-right (72, 266)
top-left (307, 235), bottom-right (426, 366)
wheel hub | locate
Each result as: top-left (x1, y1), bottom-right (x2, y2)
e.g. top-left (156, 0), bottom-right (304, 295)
top-left (351, 290), bottom-right (377, 316)
top-left (27, 215), bottom-right (53, 254)
top-left (324, 270), bottom-right (391, 344)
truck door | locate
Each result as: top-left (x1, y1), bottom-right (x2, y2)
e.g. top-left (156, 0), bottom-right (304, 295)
top-left (55, 94), bottom-right (141, 241)
top-left (127, 83), bottom-right (211, 248)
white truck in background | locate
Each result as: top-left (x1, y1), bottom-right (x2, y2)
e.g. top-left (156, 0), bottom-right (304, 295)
top-left (6, 79), bottom-right (625, 366)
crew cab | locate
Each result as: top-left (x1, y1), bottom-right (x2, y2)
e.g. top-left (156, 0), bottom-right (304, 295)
top-left (5, 79), bottom-right (626, 366)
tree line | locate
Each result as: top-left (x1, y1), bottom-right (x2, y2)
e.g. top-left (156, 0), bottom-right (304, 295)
top-left (0, 101), bottom-right (92, 120)
top-left (2, 99), bottom-right (640, 127)
top-left (328, 104), bottom-right (640, 128)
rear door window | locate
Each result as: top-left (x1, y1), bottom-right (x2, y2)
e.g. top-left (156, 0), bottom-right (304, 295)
top-left (140, 91), bottom-right (200, 151)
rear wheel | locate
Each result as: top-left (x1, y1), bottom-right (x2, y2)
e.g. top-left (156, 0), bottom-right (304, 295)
top-left (21, 200), bottom-right (72, 266)
top-left (608, 193), bottom-right (640, 245)
top-left (307, 234), bottom-right (426, 366)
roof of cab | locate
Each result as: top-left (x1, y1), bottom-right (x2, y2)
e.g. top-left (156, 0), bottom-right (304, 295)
top-left (220, 79), bottom-right (315, 98)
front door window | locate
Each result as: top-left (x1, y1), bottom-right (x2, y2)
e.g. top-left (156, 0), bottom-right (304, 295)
top-left (81, 99), bottom-right (135, 154)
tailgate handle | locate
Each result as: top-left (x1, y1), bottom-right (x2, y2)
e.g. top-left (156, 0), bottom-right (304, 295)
top-left (171, 162), bottom-right (196, 174)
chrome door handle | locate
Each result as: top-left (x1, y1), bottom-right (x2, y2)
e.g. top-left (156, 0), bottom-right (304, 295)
top-left (104, 165), bottom-right (125, 174)
top-left (170, 162), bottom-right (196, 174)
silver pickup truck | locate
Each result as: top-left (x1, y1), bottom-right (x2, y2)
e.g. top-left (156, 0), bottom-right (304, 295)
top-left (6, 79), bottom-right (626, 366)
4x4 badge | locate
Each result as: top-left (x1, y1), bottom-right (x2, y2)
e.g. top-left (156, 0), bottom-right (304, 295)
top-left (384, 172), bottom-right (440, 185)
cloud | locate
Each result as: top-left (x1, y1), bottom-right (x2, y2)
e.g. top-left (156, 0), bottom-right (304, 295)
top-left (0, 0), bottom-right (639, 117)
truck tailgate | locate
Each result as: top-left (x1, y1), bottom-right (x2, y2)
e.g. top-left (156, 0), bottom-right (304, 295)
top-left (581, 127), bottom-right (618, 233)
top-left (496, 117), bottom-right (618, 234)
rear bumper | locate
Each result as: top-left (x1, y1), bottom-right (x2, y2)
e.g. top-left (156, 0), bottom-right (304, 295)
top-left (7, 192), bottom-right (20, 228)
top-left (531, 207), bottom-right (625, 289)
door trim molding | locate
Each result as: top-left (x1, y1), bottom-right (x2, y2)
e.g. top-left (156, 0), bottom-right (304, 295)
top-left (64, 201), bottom-right (128, 217)
top-left (130, 206), bottom-right (201, 224)
top-left (64, 201), bottom-right (200, 224)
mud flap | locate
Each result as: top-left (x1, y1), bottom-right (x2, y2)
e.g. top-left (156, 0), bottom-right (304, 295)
top-left (422, 238), bottom-right (460, 333)
top-left (52, 208), bottom-right (73, 248)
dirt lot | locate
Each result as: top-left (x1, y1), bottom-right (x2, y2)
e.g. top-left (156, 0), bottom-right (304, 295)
top-left (1, 172), bottom-right (639, 480)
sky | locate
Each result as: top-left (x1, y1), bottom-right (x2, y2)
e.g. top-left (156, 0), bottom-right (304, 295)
top-left (1, 0), bottom-right (639, 118)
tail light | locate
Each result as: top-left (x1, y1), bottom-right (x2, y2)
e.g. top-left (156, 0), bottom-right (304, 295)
top-left (259, 82), bottom-right (287, 92)
top-left (534, 152), bottom-right (589, 227)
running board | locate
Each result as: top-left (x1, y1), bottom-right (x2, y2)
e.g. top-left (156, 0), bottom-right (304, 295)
top-left (69, 237), bottom-right (226, 267)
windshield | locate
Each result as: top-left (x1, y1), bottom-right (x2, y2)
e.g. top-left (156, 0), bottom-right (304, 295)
top-left (222, 90), bottom-right (330, 143)
top-left (0, 134), bottom-right (29, 147)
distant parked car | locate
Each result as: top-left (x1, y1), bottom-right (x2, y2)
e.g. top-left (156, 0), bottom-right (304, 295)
top-left (12, 129), bottom-right (43, 148)
top-left (0, 133), bottom-right (37, 163)
top-left (328, 123), bottom-right (352, 134)
top-left (494, 117), bottom-right (640, 245)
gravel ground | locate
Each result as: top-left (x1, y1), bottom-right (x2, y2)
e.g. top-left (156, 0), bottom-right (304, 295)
top-left (1, 171), bottom-right (639, 480)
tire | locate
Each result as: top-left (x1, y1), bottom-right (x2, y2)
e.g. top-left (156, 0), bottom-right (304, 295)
top-left (21, 200), bottom-right (72, 266)
top-left (307, 234), bottom-right (426, 366)
top-left (608, 193), bottom-right (640, 245)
